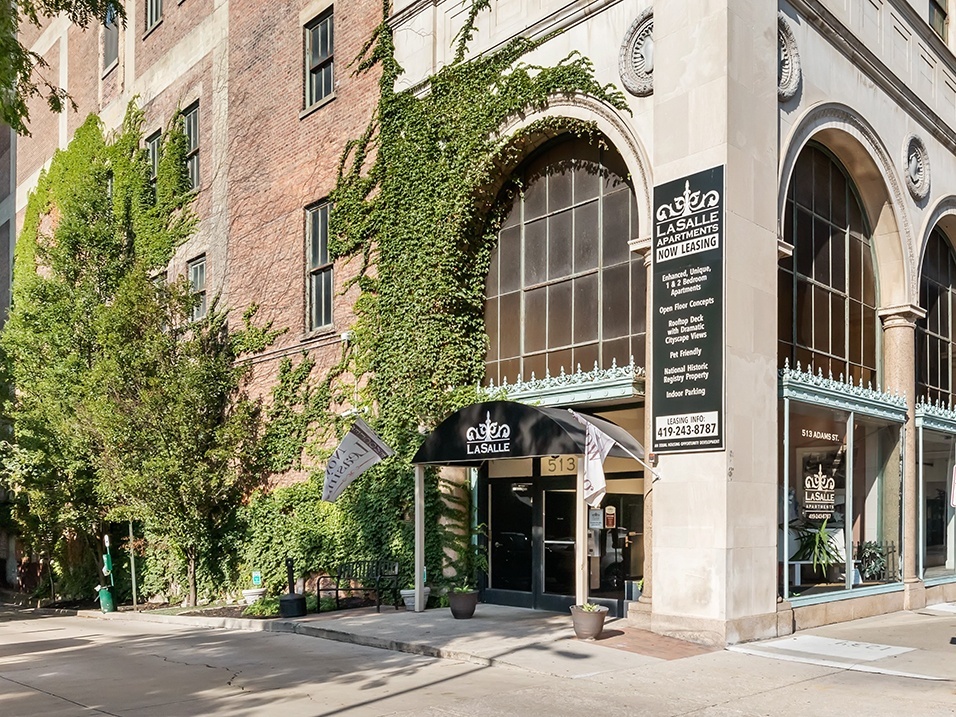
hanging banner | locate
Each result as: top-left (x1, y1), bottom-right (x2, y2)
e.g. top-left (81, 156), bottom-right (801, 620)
top-left (322, 418), bottom-right (394, 502)
top-left (651, 166), bottom-right (725, 454)
top-left (569, 410), bottom-right (614, 507)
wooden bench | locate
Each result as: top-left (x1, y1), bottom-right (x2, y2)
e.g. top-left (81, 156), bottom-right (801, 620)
top-left (332, 560), bottom-right (401, 612)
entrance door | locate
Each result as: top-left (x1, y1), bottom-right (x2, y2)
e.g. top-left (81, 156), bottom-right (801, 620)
top-left (485, 467), bottom-right (577, 612)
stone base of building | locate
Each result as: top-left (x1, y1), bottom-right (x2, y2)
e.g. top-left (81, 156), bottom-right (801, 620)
top-left (925, 580), bottom-right (956, 605)
top-left (626, 607), bottom-right (778, 646)
top-left (903, 580), bottom-right (927, 611)
top-left (790, 590), bottom-right (905, 632)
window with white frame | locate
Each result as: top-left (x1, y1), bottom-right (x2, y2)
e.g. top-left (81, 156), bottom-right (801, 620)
top-left (146, 130), bottom-right (161, 183)
top-left (146, 0), bottom-right (162, 31)
top-left (305, 9), bottom-right (334, 108)
top-left (182, 103), bottom-right (199, 191)
top-left (188, 255), bottom-right (207, 321)
top-left (306, 203), bottom-right (333, 330)
top-left (103, 6), bottom-right (119, 69)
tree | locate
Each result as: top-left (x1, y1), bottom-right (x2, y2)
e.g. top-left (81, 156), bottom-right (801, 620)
top-left (1, 1), bottom-right (125, 134)
top-left (0, 103), bottom-right (195, 597)
top-left (88, 277), bottom-right (280, 606)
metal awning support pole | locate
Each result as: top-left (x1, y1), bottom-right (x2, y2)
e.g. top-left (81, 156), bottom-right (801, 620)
top-left (414, 464), bottom-right (425, 613)
top-left (575, 459), bottom-right (588, 606)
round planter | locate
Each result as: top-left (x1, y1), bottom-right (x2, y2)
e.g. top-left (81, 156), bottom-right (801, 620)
top-left (399, 587), bottom-right (430, 610)
top-left (448, 590), bottom-right (479, 619)
top-left (569, 604), bottom-right (608, 640)
top-left (241, 588), bottom-right (267, 605)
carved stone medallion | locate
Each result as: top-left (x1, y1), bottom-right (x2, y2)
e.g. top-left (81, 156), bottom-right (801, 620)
top-left (619, 8), bottom-right (654, 97)
top-left (778, 12), bottom-right (801, 102)
top-left (903, 134), bottom-right (930, 201)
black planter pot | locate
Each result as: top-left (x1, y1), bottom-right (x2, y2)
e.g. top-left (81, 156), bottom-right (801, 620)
top-left (448, 590), bottom-right (479, 619)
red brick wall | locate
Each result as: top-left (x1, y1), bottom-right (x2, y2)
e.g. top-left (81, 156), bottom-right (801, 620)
top-left (18, 40), bottom-right (60, 181)
top-left (226, 0), bottom-right (382, 400)
top-left (135, 0), bottom-right (216, 77)
top-left (67, 24), bottom-right (101, 138)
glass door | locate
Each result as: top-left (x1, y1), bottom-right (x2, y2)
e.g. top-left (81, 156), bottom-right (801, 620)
top-left (539, 483), bottom-right (576, 612)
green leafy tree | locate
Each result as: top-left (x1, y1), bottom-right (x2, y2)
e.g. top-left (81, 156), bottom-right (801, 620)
top-left (0, 104), bottom-right (200, 597)
top-left (1, 1), bottom-right (125, 134)
top-left (89, 276), bottom-right (281, 606)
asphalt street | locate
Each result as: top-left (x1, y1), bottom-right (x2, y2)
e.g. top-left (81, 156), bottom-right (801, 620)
top-left (1, 604), bottom-right (955, 716)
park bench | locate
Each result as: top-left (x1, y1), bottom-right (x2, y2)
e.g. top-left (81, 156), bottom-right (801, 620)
top-left (332, 559), bottom-right (401, 612)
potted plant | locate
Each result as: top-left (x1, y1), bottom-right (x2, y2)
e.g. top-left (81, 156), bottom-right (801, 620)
top-left (570, 602), bottom-right (609, 639)
top-left (858, 541), bottom-right (886, 582)
top-left (399, 583), bottom-right (430, 610)
top-left (447, 529), bottom-right (489, 619)
top-left (790, 518), bottom-right (843, 581)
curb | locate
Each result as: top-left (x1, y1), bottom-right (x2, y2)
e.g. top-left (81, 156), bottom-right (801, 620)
top-left (78, 609), bottom-right (508, 669)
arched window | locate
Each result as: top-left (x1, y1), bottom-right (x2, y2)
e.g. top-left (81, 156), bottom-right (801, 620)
top-left (917, 229), bottom-right (956, 404)
top-left (779, 143), bottom-right (878, 386)
top-left (484, 137), bottom-right (644, 386)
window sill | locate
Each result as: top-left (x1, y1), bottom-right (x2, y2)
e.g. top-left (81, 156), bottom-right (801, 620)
top-left (143, 20), bottom-right (163, 40)
top-left (300, 326), bottom-right (338, 343)
top-left (101, 59), bottom-right (119, 80)
top-left (299, 93), bottom-right (336, 120)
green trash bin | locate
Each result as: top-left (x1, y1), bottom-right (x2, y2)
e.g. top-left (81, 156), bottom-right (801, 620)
top-left (97, 585), bottom-right (116, 613)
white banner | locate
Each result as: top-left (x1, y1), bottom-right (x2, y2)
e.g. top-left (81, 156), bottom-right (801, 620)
top-left (322, 418), bottom-right (394, 503)
top-left (569, 410), bottom-right (615, 507)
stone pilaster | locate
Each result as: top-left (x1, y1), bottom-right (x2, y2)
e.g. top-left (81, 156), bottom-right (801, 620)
top-left (879, 304), bottom-right (926, 610)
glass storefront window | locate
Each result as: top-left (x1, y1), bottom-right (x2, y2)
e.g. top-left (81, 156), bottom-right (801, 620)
top-left (781, 400), bottom-right (902, 599)
top-left (920, 430), bottom-right (956, 580)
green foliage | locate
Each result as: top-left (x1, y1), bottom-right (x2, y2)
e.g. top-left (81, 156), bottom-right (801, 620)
top-left (0, 2), bottom-right (125, 135)
top-left (791, 518), bottom-right (842, 572)
top-left (242, 595), bottom-right (279, 617)
top-left (858, 540), bottom-right (886, 580)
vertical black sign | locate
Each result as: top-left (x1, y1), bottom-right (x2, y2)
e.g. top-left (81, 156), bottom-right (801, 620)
top-left (651, 166), bottom-right (724, 453)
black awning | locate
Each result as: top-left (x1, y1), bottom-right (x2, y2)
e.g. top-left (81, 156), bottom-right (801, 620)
top-left (411, 400), bottom-right (645, 466)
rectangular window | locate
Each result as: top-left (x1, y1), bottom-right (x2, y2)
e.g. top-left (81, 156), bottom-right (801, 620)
top-left (188, 255), bottom-right (207, 321)
top-left (306, 203), bottom-right (333, 330)
top-left (146, 0), bottom-right (163, 31)
top-left (103, 7), bottom-right (119, 69)
top-left (146, 131), bottom-right (161, 183)
top-left (305, 10), bottom-right (334, 108)
top-left (931, 0), bottom-right (948, 39)
top-left (183, 103), bottom-right (199, 191)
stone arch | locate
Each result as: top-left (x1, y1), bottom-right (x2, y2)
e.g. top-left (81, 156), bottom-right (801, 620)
top-left (916, 195), bottom-right (956, 271)
top-left (492, 93), bottom-right (652, 244)
top-left (779, 102), bottom-right (912, 308)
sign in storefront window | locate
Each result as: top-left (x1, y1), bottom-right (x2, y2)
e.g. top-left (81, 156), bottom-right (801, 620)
top-left (781, 400), bottom-right (902, 598)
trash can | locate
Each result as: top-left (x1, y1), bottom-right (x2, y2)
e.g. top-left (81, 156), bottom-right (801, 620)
top-left (97, 585), bottom-right (116, 613)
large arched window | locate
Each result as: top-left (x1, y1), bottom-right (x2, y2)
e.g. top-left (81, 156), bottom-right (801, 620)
top-left (917, 228), bottom-right (956, 404)
top-left (484, 137), bottom-right (644, 386)
top-left (779, 143), bottom-right (878, 386)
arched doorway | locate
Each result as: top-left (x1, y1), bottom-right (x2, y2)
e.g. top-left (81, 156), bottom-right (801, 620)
top-left (481, 136), bottom-right (645, 615)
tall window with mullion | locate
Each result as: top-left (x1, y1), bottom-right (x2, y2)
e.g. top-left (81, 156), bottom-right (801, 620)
top-left (188, 256), bottom-right (207, 321)
top-left (103, 5), bottom-right (119, 69)
top-left (146, 0), bottom-right (163, 31)
top-left (306, 203), bottom-right (333, 330)
top-left (183, 103), bottom-right (199, 191)
top-left (916, 229), bottom-right (956, 404)
top-left (305, 10), bottom-right (333, 107)
top-left (146, 130), bottom-right (162, 184)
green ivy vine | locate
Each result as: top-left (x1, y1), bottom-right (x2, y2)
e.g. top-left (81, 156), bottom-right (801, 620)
top-left (242, 1), bottom-right (629, 593)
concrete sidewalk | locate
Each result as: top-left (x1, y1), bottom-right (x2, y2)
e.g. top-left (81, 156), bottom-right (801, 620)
top-left (71, 598), bottom-right (956, 683)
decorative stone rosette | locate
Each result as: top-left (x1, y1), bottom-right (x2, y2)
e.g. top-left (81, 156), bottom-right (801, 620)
top-left (903, 134), bottom-right (930, 201)
top-left (619, 8), bottom-right (654, 97)
top-left (778, 12), bottom-right (801, 102)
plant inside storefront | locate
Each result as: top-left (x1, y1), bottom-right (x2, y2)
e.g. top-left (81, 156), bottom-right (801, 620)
top-left (790, 518), bottom-right (843, 581)
top-left (857, 541), bottom-right (886, 581)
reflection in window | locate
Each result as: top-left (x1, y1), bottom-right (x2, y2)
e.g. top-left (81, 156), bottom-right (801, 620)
top-left (484, 137), bottom-right (644, 386)
top-left (779, 143), bottom-right (877, 387)
top-left (920, 430), bottom-right (956, 580)
top-left (917, 229), bottom-right (956, 405)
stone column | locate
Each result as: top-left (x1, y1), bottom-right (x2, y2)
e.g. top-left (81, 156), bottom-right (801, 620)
top-left (650, 0), bottom-right (779, 645)
top-left (628, 237), bottom-right (654, 626)
top-left (879, 304), bottom-right (925, 610)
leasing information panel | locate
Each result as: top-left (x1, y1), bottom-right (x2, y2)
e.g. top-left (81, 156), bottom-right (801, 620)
top-left (651, 166), bottom-right (725, 454)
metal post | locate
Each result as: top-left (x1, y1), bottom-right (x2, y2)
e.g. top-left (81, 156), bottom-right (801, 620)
top-left (575, 459), bottom-right (587, 606)
top-left (128, 520), bottom-right (137, 611)
top-left (414, 464), bottom-right (425, 612)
